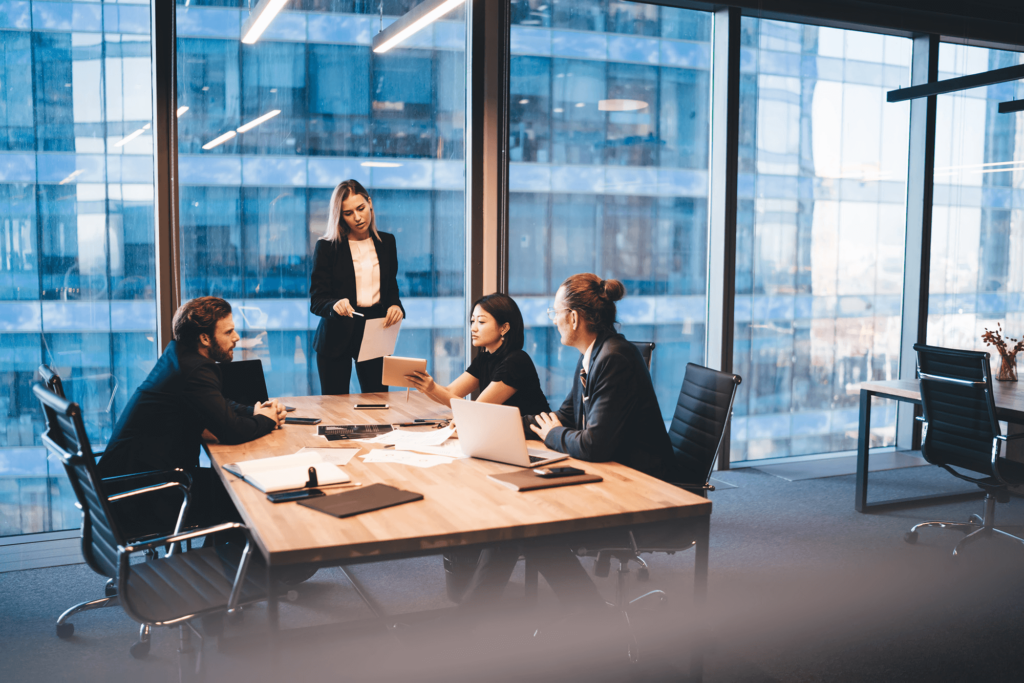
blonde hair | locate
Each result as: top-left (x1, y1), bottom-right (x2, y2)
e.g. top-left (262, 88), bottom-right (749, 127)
top-left (323, 179), bottom-right (380, 242)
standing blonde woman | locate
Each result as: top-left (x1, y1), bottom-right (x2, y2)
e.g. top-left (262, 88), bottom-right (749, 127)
top-left (310, 180), bottom-right (404, 394)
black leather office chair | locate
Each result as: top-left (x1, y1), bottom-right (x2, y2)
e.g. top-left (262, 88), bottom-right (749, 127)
top-left (34, 383), bottom-right (268, 675)
top-left (38, 363), bottom-right (65, 399)
top-left (629, 341), bottom-right (655, 371)
top-left (904, 344), bottom-right (1024, 556)
top-left (579, 363), bottom-right (741, 662)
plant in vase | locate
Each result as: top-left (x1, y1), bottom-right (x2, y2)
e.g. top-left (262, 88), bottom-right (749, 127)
top-left (981, 323), bottom-right (1024, 381)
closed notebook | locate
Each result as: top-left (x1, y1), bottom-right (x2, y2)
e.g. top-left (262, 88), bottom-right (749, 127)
top-left (298, 483), bottom-right (423, 518)
top-left (243, 463), bottom-right (349, 494)
top-left (487, 470), bottom-right (603, 492)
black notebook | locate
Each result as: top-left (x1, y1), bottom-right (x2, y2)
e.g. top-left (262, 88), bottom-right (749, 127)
top-left (298, 483), bottom-right (422, 518)
top-left (317, 424), bottom-right (393, 441)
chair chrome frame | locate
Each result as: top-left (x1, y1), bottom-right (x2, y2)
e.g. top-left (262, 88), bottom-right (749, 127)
top-left (905, 345), bottom-right (1024, 557)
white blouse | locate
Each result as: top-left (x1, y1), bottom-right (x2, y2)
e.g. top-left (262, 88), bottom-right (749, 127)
top-left (349, 238), bottom-right (380, 307)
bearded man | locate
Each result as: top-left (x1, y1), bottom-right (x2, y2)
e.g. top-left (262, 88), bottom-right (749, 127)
top-left (97, 296), bottom-right (286, 538)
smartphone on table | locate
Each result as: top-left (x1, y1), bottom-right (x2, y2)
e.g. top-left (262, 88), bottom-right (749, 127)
top-left (284, 417), bottom-right (321, 425)
top-left (533, 466), bottom-right (586, 478)
top-left (266, 489), bottom-right (324, 503)
top-left (355, 403), bottom-right (389, 410)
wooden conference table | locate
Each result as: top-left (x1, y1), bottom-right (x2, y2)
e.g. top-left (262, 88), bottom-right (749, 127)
top-left (205, 392), bottom-right (712, 675)
top-left (856, 378), bottom-right (1024, 512)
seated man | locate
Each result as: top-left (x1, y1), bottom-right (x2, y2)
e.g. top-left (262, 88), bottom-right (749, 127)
top-left (97, 296), bottom-right (286, 540)
top-left (456, 273), bottom-right (673, 612)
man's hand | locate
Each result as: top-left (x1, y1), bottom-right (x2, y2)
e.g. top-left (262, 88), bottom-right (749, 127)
top-left (254, 399), bottom-right (286, 428)
top-left (384, 305), bottom-right (404, 328)
top-left (333, 298), bottom-right (355, 317)
top-left (529, 412), bottom-right (563, 442)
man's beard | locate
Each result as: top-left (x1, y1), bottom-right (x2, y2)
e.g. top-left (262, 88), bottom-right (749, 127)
top-left (211, 340), bottom-right (234, 363)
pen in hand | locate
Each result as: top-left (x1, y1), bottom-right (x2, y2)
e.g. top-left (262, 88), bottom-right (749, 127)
top-left (351, 311), bottom-right (364, 317)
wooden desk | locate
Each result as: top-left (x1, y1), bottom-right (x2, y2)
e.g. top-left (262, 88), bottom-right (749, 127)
top-left (205, 392), bottom-right (712, 676)
top-left (856, 379), bottom-right (1024, 512)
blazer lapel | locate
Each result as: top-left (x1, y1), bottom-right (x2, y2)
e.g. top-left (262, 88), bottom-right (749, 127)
top-left (372, 236), bottom-right (388, 301)
top-left (336, 239), bottom-right (357, 298)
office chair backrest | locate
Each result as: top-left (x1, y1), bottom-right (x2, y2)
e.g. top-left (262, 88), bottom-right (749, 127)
top-left (668, 363), bottom-right (741, 488)
top-left (38, 364), bottom-right (65, 399)
top-left (914, 344), bottom-right (1002, 477)
top-left (219, 358), bottom-right (270, 406)
top-left (630, 341), bottom-right (655, 371)
top-left (33, 382), bottom-right (122, 580)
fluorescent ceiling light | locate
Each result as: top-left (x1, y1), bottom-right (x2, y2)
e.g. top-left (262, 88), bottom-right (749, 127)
top-left (114, 123), bottom-right (151, 148)
top-left (599, 99), bottom-right (648, 112)
top-left (58, 169), bottom-right (84, 185)
top-left (241, 0), bottom-right (289, 45)
top-left (361, 161), bottom-right (403, 168)
top-left (998, 99), bottom-right (1024, 114)
top-left (202, 130), bottom-right (237, 150)
top-left (176, 106), bottom-right (189, 117)
top-left (372, 0), bottom-right (465, 54)
top-left (237, 109), bottom-right (281, 133)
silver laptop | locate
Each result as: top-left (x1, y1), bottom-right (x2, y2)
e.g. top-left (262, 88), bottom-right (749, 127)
top-left (450, 399), bottom-right (568, 468)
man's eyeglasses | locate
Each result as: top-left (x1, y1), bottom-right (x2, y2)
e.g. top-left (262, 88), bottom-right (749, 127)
top-left (546, 307), bottom-right (570, 322)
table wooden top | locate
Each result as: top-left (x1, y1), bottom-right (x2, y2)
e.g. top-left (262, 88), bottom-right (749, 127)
top-left (860, 378), bottom-right (1024, 422)
top-left (205, 392), bottom-right (711, 566)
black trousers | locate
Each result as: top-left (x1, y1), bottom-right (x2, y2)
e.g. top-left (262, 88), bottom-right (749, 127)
top-left (316, 306), bottom-right (389, 395)
top-left (459, 543), bottom-right (604, 611)
top-left (107, 467), bottom-right (242, 542)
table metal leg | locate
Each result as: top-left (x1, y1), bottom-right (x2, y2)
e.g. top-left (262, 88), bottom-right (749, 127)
top-left (267, 563), bottom-right (279, 633)
top-left (689, 514), bottom-right (710, 683)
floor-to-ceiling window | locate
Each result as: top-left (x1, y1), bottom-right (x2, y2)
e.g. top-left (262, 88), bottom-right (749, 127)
top-left (927, 43), bottom-right (1024, 367)
top-left (506, 0), bottom-right (712, 417)
top-left (175, 0), bottom-right (467, 396)
top-left (731, 19), bottom-right (912, 462)
top-left (0, 0), bottom-right (158, 535)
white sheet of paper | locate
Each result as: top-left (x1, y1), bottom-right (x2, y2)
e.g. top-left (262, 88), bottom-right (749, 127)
top-left (293, 447), bottom-right (360, 466)
top-left (357, 318), bottom-right (401, 362)
top-left (360, 425), bottom-right (455, 448)
top-left (360, 450), bottom-right (452, 468)
top-left (223, 448), bottom-right (358, 478)
top-left (409, 440), bottom-right (467, 459)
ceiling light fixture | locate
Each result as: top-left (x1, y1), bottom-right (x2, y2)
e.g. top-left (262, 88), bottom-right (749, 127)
top-left (372, 0), bottom-right (465, 54)
top-left (202, 130), bottom-right (237, 150)
top-left (176, 106), bottom-right (189, 117)
top-left (361, 161), bottom-right (403, 168)
top-left (241, 0), bottom-right (289, 45)
top-left (998, 99), bottom-right (1024, 114)
top-left (598, 99), bottom-right (648, 112)
top-left (114, 123), bottom-right (151, 148)
top-left (237, 109), bottom-right (281, 133)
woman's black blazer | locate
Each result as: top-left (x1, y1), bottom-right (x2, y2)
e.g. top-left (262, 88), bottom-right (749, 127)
top-left (309, 233), bottom-right (404, 359)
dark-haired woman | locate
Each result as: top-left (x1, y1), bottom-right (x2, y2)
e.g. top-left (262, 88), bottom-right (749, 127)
top-left (527, 273), bottom-right (671, 478)
top-left (407, 293), bottom-right (550, 415)
top-left (310, 180), bottom-right (404, 395)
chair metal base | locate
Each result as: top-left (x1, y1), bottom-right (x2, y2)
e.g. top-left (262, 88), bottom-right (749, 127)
top-left (904, 492), bottom-right (1024, 557)
top-left (56, 594), bottom-right (120, 638)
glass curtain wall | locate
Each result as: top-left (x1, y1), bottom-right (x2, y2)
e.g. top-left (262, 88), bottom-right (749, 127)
top-left (507, 0), bottom-right (712, 417)
top-left (0, 0), bottom-right (157, 536)
top-left (175, 0), bottom-right (467, 396)
top-left (927, 44), bottom-right (1024, 370)
top-left (732, 19), bottom-right (912, 462)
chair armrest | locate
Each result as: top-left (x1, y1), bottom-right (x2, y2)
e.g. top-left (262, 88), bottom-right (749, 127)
top-left (108, 481), bottom-right (192, 550)
top-left (995, 432), bottom-right (1024, 442)
top-left (102, 468), bottom-right (192, 491)
top-left (118, 522), bottom-right (249, 555)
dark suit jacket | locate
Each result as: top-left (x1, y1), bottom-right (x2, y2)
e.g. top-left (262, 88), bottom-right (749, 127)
top-left (524, 331), bottom-right (671, 480)
top-left (97, 341), bottom-right (277, 477)
top-left (310, 233), bottom-right (404, 358)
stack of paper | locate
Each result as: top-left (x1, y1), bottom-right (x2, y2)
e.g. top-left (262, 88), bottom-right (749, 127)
top-left (224, 449), bottom-right (353, 493)
top-left (359, 425), bottom-right (455, 449)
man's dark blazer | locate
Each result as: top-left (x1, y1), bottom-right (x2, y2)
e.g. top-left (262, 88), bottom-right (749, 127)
top-left (97, 340), bottom-right (277, 478)
top-left (523, 331), bottom-right (672, 480)
top-left (309, 233), bottom-right (404, 359)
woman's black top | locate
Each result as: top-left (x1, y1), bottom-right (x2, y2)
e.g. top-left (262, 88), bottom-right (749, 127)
top-left (466, 347), bottom-right (551, 416)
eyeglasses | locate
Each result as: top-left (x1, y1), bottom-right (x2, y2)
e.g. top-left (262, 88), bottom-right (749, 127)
top-left (546, 307), bottom-right (571, 322)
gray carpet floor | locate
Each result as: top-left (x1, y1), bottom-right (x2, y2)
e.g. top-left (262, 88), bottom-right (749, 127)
top-left (2, 465), bottom-right (1024, 682)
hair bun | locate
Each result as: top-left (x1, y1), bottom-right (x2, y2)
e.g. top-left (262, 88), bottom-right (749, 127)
top-left (603, 278), bottom-right (625, 302)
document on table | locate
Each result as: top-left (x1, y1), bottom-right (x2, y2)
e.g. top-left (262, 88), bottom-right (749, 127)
top-left (360, 450), bottom-right (453, 468)
top-left (223, 449), bottom-right (353, 493)
top-left (357, 318), bottom-right (401, 362)
top-left (407, 440), bottom-right (466, 459)
top-left (360, 425), bottom-right (455, 449)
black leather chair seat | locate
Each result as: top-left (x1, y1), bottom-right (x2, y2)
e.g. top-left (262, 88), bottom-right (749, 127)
top-left (124, 546), bottom-right (267, 625)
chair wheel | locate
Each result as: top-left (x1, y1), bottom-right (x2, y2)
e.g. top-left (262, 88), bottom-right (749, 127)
top-left (56, 623), bottom-right (74, 639)
top-left (130, 639), bottom-right (151, 659)
top-left (104, 582), bottom-right (117, 598)
top-left (904, 531), bottom-right (918, 545)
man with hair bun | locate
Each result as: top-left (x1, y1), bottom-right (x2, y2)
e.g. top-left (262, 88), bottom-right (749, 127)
top-left (98, 296), bottom-right (286, 540)
top-left (526, 272), bottom-right (671, 478)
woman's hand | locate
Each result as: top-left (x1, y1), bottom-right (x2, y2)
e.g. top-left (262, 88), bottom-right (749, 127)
top-left (406, 370), bottom-right (437, 395)
top-left (333, 298), bottom-right (355, 317)
top-left (529, 412), bottom-right (563, 442)
top-left (384, 305), bottom-right (404, 328)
